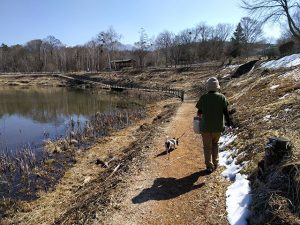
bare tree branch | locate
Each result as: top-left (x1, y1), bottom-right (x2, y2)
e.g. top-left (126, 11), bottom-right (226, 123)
top-left (241, 0), bottom-right (300, 39)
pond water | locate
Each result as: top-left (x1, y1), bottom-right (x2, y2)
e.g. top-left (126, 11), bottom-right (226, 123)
top-left (0, 87), bottom-right (142, 152)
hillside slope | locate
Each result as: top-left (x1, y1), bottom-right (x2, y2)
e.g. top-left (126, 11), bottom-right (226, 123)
top-left (1, 58), bottom-right (299, 224)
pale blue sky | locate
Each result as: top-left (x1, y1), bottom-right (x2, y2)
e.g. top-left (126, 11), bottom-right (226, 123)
top-left (0, 0), bottom-right (281, 46)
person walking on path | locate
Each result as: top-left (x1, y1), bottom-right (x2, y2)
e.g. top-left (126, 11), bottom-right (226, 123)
top-left (195, 77), bottom-right (232, 173)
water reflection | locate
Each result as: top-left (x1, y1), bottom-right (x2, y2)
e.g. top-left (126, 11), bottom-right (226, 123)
top-left (0, 87), bottom-right (139, 151)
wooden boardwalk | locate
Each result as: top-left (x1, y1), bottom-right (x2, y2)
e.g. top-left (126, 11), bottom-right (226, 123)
top-left (0, 72), bottom-right (185, 101)
top-left (55, 74), bottom-right (185, 101)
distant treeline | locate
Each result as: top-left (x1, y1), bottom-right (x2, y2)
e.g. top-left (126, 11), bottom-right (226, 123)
top-left (0, 17), bottom-right (297, 73)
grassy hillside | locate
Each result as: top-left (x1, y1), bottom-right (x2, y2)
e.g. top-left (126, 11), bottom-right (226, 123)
top-left (0, 58), bottom-right (299, 224)
top-left (85, 60), bottom-right (300, 224)
top-left (222, 64), bottom-right (300, 224)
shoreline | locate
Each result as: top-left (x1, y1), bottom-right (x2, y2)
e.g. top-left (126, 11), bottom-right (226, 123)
top-left (0, 74), bottom-right (179, 222)
top-left (1, 96), bottom-right (181, 224)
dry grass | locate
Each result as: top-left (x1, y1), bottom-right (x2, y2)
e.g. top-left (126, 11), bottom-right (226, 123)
top-left (56, 64), bottom-right (300, 225)
top-left (0, 75), bottom-right (67, 87)
top-left (87, 62), bottom-right (300, 224)
top-left (221, 65), bottom-right (300, 224)
top-left (1, 100), bottom-right (179, 224)
top-left (1, 61), bottom-right (300, 224)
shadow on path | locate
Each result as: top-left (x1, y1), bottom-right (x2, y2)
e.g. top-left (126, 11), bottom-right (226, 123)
top-left (132, 171), bottom-right (206, 204)
top-left (155, 148), bottom-right (176, 157)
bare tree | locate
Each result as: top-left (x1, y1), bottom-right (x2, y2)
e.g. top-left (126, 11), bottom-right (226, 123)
top-left (178, 29), bottom-right (197, 64)
top-left (194, 23), bottom-right (213, 42)
top-left (97, 27), bottom-right (121, 70)
top-left (239, 17), bottom-right (263, 56)
top-left (170, 35), bottom-right (183, 67)
top-left (214, 23), bottom-right (234, 42)
top-left (193, 24), bottom-right (213, 61)
top-left (84, 40), bottom-right (98, 71)
top-left (241, 0), bottom-right (300, 40)
top-left (24, 39), bottom-right (43, 71)
top-left (240, 17), bottom-right (263, 44)
top-left (208, 24), bottom-right (234, 60)
top-left (155, 30), bottom-right (174, 66)
top-left (41, 36), bottom-right (64, 71)
top-left (134, 28), bottom-right (151, 68)
top-left (178, 29), bottom-right (194, 44)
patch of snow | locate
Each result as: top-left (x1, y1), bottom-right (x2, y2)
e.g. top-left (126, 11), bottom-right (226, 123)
top-left (226, 174), bottom-right (251, 225)
top-left (261, 59), bottom-right (275, 69)
top-left (270, 84), bottom-right (279, 90)
top-left (261, 53), bottom-right (300, 69)
top-left (227, 64), bottom-right (241, 69)
top-left (219, 134), bottom-right (237, 150)
top-left (221, 157), bottom-right (243, 181)
top-left (263, 115), bottom-right (272, 121)
top-left (222, 64), bottom-right (242, 72)
top-left (279, 68), bottom-right (300, 81)
top-left (219, 133), bottom-right (251, 225)
top-left (279, 93), bottom-right (290, 99)
top-left (284, 108), bottom-right (292, 112)
top-left (287, 57), bottom-right (300, 67)
top-left (223, 74), bottom-right (231, 78)
top-left (219, 151), bottom-right (233, 166)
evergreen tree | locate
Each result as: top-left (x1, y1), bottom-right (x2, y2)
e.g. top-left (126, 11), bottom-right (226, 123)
top-left (230, 23), bottom-right (246, 58)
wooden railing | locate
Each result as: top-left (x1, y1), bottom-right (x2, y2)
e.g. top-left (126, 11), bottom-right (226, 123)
top-left (0, 72), bottom-right (185, 101)
top-left (57, 74), bottom-right (185, 101)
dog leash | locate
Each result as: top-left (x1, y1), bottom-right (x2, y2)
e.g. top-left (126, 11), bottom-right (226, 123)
top-left (166, 131), bottom-right (187, 161)
top-left (178, 131), bottom-right (187, 139)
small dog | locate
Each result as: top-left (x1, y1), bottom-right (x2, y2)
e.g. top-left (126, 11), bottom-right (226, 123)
top-left (165, 137), bottom-right (179, 154)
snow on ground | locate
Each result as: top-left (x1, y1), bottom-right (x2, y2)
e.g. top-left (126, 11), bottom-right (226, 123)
top-left (270, 84), bottom-right (279, 90)
top-left (263, 114), bottom-right (272, 121)
top-left (284, 108), bottom-right (292, 113)
top-left (219, 133), bottom-right (251, 225)
top-left (279, 93), bottom-right (290, 99)
top-left (219, 134), bottom-right (237, 150)
top-left (223, 74), bottom-right (231, 78)
top-left (222, 64), bottom-right (242, 72)
top-left (227, 64), bottom-right (241, 69)
top-left (279, 68), bottom-right (300, 81)
top-left (261, 53), bottom-right (300, 69)
top-left (226, 174), bottom-right (251, 225)
top-left (220, 155), bottom-right (244, 181)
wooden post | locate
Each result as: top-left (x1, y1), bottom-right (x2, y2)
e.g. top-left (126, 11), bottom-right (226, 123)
top-left (181, 91), bottom-right (184, 102)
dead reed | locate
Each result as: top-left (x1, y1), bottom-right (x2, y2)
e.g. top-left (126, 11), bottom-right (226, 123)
top-left (0, 106), bottom-right (147, 217)
top-left (61, 108), bottom-right (147, 147)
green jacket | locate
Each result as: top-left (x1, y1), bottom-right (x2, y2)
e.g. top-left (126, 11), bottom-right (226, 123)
top-left (195, 91), bottom-right (230, 132)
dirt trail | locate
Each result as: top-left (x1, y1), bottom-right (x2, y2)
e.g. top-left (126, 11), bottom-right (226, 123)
top-left (102, 101), bottom-right (229, 225)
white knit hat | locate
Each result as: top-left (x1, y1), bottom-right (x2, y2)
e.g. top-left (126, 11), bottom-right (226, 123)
top-left (206, 77), bottom-right (220, 91)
